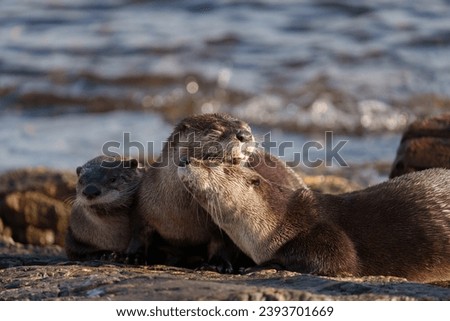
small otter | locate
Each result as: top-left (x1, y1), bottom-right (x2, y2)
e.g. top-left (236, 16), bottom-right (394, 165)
top-left (129, 113), bottom-right (303, 272)
top-left (65, 155), bottom-right (142, 261)
top-left (179, 159), bottom-right (450, 282)
top-left (390, 113), bottom-right (450, 178)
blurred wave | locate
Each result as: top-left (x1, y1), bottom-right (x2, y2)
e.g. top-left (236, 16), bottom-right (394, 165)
top-left (1, 0), bottom-right (450, 132)
top-left (1, 0), bottom-right (449, 182)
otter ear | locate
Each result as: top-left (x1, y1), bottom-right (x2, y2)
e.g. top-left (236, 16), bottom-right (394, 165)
top-left (76, 166), bottom-right (82, 176)
top-left (123, 159), bottom-right (138, 169)
top-left (180, 122), bottom-right (191, 130)
top-left (129, 159), bottom-right (138, 169)
top-left (249, 176), bottom-right (261, 187)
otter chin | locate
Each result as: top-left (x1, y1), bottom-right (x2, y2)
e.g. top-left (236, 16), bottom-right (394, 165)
top-left (178, 158), bottom-right (450, 282)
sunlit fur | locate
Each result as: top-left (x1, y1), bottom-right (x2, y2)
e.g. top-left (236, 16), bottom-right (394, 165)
top-left (178, 158), bottom-right (293, 264)
top-left (132, 113), bottom-right (305, 271)
top-left (133, 113), bottom-right (256, 261)
top-left (180, 160), bottom-right (450, 282)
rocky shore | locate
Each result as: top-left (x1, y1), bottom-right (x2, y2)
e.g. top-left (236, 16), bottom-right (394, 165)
top-left (1, 167), bottom-right (449, 301)
top-left (1, 244), bottom-right (449, 300)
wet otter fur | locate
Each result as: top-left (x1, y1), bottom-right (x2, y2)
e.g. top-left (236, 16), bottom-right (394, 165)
top-left (128, 113), bottom-right (304, 272)
top-left (179, 159), bottom-right (450, 282)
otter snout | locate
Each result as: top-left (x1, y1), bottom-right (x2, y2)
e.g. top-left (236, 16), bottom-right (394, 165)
top-left (82, 185), bottom-right (101, 199)
top-left (179, 155), bottom-right (191, 167)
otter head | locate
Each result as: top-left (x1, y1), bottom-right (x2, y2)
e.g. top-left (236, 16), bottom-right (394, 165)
top-left (177, 157), bottom-right (292, 263)
top-left (162, 113), bottom-right (255, 167)
top-left (75, 155), bottom-right (141, 209)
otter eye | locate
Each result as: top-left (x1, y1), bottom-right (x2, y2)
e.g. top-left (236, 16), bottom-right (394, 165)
top-left (236, 130), bottom-right (253, 143)
top-left (110, 177), bottom-right (117, 183)
top-left (249, 177), bottom-right (260, 187)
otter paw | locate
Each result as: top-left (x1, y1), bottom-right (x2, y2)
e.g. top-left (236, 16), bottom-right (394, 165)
top-left (99, 251), bottom-right (125, 263)
top-left (199, 260), bottom-right (234, 274)
top-left (124, 253), bottom-right (146, 265)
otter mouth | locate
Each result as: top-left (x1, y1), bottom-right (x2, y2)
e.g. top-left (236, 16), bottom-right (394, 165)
top-left (77, 190), bottom-right (122, 207)
top-left (200, 141), bottom-right (256, 165)
top-left (239, 140), bottom-right (257, 162)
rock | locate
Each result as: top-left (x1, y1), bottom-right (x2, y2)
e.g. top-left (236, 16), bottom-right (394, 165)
top-left (390, 113), bottom-right (450, 178)
top-left (0, 240), bottom-right (449, 300)
top-left (302, 175), bottom-right (361, 194)
top-left (0, 168), bottom-right (76, 246)
top-left (0, 167), bottom-right (77, 200)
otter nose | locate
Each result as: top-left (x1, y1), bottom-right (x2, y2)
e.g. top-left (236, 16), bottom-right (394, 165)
top-left (83, 185), bottom-right (101, 199)
top-left (236, 130), bottom-right (253, 142)
top-left (179, 155), bottom-right (191, 167)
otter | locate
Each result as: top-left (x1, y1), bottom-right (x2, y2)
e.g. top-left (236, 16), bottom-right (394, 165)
top-left (178, 158), bottom-right (450, 282)
top-left (246, 148), bottom-right (306, 190)
top-left (128, 113), bottom-right (304, 272)
top-left (65, 155), bottom-right (142, 261)
top-left (390, 113), bottom-right (450, 178)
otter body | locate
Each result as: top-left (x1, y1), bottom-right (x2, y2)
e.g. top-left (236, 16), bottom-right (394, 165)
top-left (65, 156), bottom-right (142, 260)
top-left (130, 113), bottom-right (303, 271)
top-left (179, 159), bottom-right (450, 282)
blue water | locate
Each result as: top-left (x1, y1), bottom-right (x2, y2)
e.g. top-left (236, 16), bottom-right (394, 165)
top-left (0, 111), bottom-right (399, 186)
top-left (1, 0), bottom-right (448, 182)
top-left (1, 0), bottom-right (449, 98)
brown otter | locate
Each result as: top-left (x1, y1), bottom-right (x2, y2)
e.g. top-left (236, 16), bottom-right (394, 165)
top-left (128, 113), bottom-right (304, 272)
top-left (246, 148), bottom-right (306, 190)
top-left (179, 158), bottom-right (450, 282)
top-left (65, 155), bottom-right (142, 261)
top-left (390, 113), bottom-right (450, 178)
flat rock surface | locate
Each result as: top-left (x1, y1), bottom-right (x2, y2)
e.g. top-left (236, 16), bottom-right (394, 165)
top-left (1, 241), bottom-right (449, 301)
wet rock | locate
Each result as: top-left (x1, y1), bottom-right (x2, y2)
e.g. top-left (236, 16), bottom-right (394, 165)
top-left (390, 113), bottom-right (450, 178)
top-left (0, 167), bottom-right (77, 200)
top-left (0, 240), bottom-right (449, 300)
top-left (0, 168), bottom-right (76, 246)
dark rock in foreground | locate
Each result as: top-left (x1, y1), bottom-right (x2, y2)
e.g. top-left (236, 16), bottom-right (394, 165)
top-left (0, 168), bottom-right (76, 246)
top-left (1, 240), bottom-right (449, 301)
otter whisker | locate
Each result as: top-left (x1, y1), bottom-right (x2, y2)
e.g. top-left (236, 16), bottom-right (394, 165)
top-left (209, 183), bottom-right (225, 230)
top-left (64, 195), bottom-right (76, 206)
top-left (208, 195), bottom-right (225, 239)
